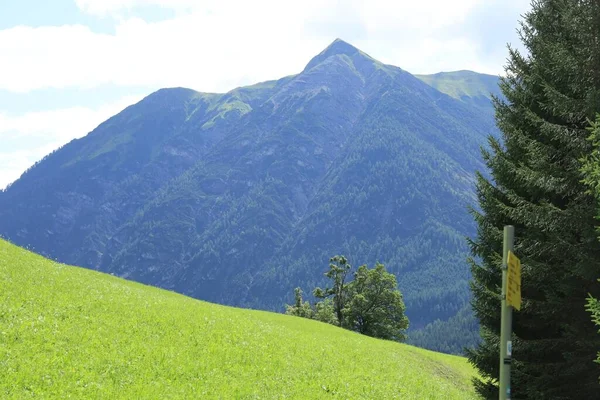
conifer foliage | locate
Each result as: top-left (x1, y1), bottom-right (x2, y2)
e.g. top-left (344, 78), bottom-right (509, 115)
top-left (468, 1), bottom-right (600, 398)
top-left (582, 115), bottom-right (600, 373)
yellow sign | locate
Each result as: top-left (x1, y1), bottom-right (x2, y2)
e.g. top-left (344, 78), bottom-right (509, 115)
top-left (507, 251), bottom-right (521, 310)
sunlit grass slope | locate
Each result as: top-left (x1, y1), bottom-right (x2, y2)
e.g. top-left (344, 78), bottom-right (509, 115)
top-left (0, 239), bottom-right (479, 399)
top-left (415, 70), bottom-right (501, 102)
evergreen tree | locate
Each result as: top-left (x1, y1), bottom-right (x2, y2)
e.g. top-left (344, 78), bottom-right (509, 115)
top-left (468, 1), bottom-right (600, 398)
top-left (313, 255), bottom-right (352, 326)
top-left (582, 116), bottom-right (600, 373)
top-left (586, 291), bottom-right (600, 370)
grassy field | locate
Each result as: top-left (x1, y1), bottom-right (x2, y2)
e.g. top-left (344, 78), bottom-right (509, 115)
top-left (0, 239), bottom-right (480, 399)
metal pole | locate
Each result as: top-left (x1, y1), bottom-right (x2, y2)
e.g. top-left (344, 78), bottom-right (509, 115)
top-left (499, 225), bottom-right (514, 400)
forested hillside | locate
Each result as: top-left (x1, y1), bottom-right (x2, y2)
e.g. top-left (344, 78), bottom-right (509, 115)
top-left (0, 39), bottom-right (499, 353)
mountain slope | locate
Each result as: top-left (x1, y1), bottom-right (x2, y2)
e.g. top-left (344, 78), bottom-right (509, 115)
top-left (0, 238), bottom-right (479, 399)
top-left (0, 39), bottom-right (498, 354)
top-left (415, 70), bottom-right (501, 113)
top-left (0, 81), bottom-right (290, 267)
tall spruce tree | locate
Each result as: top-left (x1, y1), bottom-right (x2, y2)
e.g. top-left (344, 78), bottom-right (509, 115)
top-left (468, 1), bottom-right (600, 399)
top-left (582, 116), bottom-right (600, 373)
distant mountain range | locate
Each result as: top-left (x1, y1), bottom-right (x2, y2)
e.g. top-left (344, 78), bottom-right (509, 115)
top-left (0, 39), bottom-right (499, 353)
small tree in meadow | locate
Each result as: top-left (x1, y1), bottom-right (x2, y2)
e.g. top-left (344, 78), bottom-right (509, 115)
top-left (342, 263), bottom-right (409, 342)
top-left (285, 256), bottom-right (409, 342)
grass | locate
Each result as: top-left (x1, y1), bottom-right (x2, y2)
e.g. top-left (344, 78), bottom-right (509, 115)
top-left (415, 70), bottom-right (501, 101)
top-left (0, 239), bottom-right (480, 399)
top-left (202, 99), bottom-right (252, 129)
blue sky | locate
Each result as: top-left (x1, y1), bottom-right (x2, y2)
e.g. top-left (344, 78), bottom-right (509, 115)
top-left (0, 0), bottom-right (530, 189)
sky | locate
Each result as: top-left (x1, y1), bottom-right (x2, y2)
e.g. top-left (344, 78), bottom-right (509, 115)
top-left (0, 0), bottom-right (531, 189)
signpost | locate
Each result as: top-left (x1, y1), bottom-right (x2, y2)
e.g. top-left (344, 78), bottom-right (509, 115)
top-left (499, 226), bottom-right (520, 400)
top-left (507, 251), bottom-right (521, 311)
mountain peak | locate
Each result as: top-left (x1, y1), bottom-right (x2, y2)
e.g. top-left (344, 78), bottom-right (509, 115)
top-left (303, 39), bottom-right (364, 72)
top-left (324, 38), bottom-right (359, 55)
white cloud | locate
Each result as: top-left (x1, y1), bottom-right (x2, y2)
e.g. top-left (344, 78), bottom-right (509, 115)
top-left (0, 94), bottom-right (142, 141)
top-left (0, 145), bottom-right (63, 191)
top-left (74, 0), bottom-right (198, 16)
top-left (0, 94), bottom-right (144, 189)
top-left (0, 0), bottom-right (530, 94)
top-left (0, 0), bottom-right (532, 188)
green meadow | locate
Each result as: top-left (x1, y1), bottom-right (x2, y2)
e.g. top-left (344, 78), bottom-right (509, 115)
top-left (0, 239), bottom-right (479, 399)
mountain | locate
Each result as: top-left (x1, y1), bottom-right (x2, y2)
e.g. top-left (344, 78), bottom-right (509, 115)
top-left (0, 238), bottom-right (479, 399)
top-left (0, 39), bottom-right (499, 353)
top-left (415, 70), bottom-right (502, 114)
